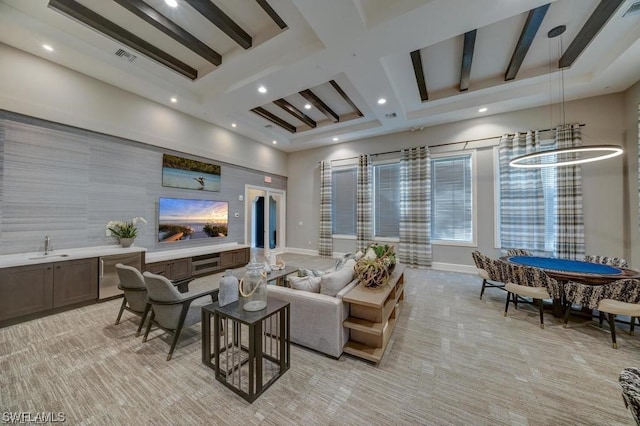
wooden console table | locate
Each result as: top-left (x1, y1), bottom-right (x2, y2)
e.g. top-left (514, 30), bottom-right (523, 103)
top-left (342, 264), bottom-right (405, 364)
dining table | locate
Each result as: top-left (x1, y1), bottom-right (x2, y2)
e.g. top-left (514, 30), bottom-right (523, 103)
top-left (501, 255), bottom-right (640, 317)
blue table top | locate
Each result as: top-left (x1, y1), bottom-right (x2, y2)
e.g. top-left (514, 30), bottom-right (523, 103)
top-left (507, 256), bottom-right (622, 275)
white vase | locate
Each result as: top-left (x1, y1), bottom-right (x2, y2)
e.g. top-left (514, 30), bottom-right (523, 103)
top-left (119, 238), bottom-right (135, 248)
top-left (218, 270), bottom-right (239, 307)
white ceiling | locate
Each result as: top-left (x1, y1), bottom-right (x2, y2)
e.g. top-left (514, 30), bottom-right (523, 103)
top-left (1, 0), bottom-right (639, 153)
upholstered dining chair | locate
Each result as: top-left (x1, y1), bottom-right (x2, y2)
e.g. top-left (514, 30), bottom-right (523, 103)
top-left (506, 248), bottom-right (533, 257)
top-left (620, 367), bottom-right (640, 425)
top-left (596, 279), bottom-right (640, 349)
top-left (142, 271), bottom-right (218, 361)
top-left (115, 263), bottom-right (150, 336)
top-left (472, 251), bottom-right (506, 299)
top-left (584, 254), bottom-right (628, 268)
top-left (503, 262), bottom-right (560, 329)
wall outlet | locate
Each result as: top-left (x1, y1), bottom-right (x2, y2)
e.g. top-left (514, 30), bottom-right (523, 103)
top-left (238, 195), bottom-right (243, 201)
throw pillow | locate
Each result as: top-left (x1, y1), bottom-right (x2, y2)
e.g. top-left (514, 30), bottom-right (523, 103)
top-left (298, 268), bottom-right (328, 277)
top-left (288, 276), bottom-right (321, 293)
top-left (320, 259), bottom-right (356, 296)
top-left (335, 252), bottom-right (358, 270)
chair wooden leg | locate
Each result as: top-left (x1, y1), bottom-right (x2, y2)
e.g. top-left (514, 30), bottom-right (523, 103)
top-left (504, 291), bottom-right (511, 316)
top-left (143, 310), bottom-right (155, 343)
top-left (563, 302), bottom-right (572, 328)
top-left (115, 298), bottom-right (127, 325)
top-left (537, 299), bottom-right (544, 329)
top-left (167, 304), bottom-right (191, 361)
top-left (512, 292), bottom-right (518, 309)
top-left (630, 317), bottom-right (635, 336)
top-left (598, 311), bottom-right (604, 328)
top-left (607, 313), bottom-right (617, 349)
top-left (480, 279), bottom-right (487, 300)
top-left (136, 303), bottom-right (151, 337)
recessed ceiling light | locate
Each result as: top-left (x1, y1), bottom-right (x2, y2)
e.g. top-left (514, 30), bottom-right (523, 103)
top-left (42, 44), bottom-right (53, 52)
top-left (304, 104), bottom-right (311, 110)
top-left (272, 140), bottom-right (277, 144)
top-left (170, 97), bottom-right (177, 103)
top-left (165, 0), bottom-right (178, 7)
top-left (478, 107), bottom-right (487, 113)
top-left (258, 86), bottom-right (267, 94)
top-left (333, 137), bottom-right (339, 141)
top-left (231, 123), bottom-right (237, 128)
top-left (377, 98), bottom-right (386, 105)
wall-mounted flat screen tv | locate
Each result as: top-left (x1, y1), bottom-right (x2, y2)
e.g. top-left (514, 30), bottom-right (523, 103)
top-left (158, 197), bottom-right (228, 243)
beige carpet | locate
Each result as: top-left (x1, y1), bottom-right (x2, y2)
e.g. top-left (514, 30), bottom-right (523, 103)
top-left (1, 254), bottom-right (638, 425)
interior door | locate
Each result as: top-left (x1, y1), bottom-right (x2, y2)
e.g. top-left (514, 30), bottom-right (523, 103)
top-left (246, 186), bottom-right (286, 257)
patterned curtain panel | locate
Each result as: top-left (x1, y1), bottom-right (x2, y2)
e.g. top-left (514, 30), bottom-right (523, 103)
top-left (499, 131), bottom-right (547, 255)
top-left (356, 155), bottom-right (373, 251)
top-left (555, 123), bottom-right (585, 259)
top-left (399, 146), bottom-right (431, 267)
top-left (318, 161), bottom-right (333, 257)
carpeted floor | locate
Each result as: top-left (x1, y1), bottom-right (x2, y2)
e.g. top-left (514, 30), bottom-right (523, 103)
top-left (1, 253), bottom-right (638, 425)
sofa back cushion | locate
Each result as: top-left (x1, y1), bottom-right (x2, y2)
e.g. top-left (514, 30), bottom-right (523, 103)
top-left (320, 259), bottom-right (356, 297)
top-left (289, 276), bottom-right (321, 293)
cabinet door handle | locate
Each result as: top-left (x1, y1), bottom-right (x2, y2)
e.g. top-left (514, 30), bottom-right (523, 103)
top-left (99, 259), bottom-right (104, 279)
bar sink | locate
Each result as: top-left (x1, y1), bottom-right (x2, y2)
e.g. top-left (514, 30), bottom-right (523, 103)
top-left (28, 254), bottom-right (70, 260)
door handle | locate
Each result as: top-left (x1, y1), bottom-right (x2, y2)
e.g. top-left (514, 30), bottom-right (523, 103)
top-left (99, 259), bottom-right (104, 279)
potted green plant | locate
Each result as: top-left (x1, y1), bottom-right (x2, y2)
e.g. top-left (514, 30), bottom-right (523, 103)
top-left (106, 217), bottom-right (147, 247)
top-left (354, 244), bottom-right (397, 288)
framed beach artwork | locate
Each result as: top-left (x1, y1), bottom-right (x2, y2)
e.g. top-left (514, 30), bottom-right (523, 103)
top-left (162, 154), bottom-right (221, 191)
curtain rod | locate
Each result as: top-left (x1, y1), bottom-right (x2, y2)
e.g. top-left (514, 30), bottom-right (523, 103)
top-left (325, 123), bottom-right (585, 163)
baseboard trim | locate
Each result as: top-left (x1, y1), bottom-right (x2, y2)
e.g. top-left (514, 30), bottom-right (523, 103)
top-left (431, 262), bottom-right (477, 274)
top-left (284, 247), bottom-right (319, 256)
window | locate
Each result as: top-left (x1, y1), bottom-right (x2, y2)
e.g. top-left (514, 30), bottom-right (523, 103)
top-left (373, 162), bottom-right (400, 238)
top-left (331, 167), bottom-right (356, 235)
top-left (431, 153), bottom-right (474, 243)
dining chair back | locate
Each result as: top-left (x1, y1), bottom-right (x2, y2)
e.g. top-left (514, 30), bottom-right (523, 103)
top-left (584, 255), bottom-right (628, 268)
top-left (506, 248), bottom-right (533, 257)
top-left (619, 367), bottom-right (640, 425)
top-left (142, 271), bottom-right (218, 360)
top-left (115, 263), bottom-right (149, 336)
top-left (596, 279), bottom-right (640, 348)
top-left (502, 262), bottom-right (558, 328)
top-left (471, 251), bottom-right (506, 299)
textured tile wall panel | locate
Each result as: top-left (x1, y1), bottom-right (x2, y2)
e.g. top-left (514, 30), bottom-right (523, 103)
top-left (0, 112), bottom-right (287, 255)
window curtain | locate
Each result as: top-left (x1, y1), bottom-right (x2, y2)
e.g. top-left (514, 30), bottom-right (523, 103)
top-left (555, 123), bottom-right (585, 259)
top-left (399, 146), bottom-right (431, 267)
top-left (499, 131), bottom-right (547, 254)
top-left (356, 155), bottom-right (373, 251)
top-left (318, 161), bottom-right (333, 257)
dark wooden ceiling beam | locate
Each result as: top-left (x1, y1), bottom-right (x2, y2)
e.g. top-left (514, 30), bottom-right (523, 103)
top-left (329, 80), bottom-right (363, 117)
top-left (559, 0), bottom-right (624, 68)
top-left (184, 0), bottom-right (252, 49)
top-left (113, 0), bottom-right (221, 66)
top-left (273, 99), bottom-right (316, 128)
top-left (410, 49), bottom-right (428, 102)
top-left (459, 30), bottom-right (477, 91)
top-left (47, 0), bottom-right (197, 80)
top-left (251, 107), bottom-right (297, 133)
top-left (504, 4), bottom-right (550, 81)
top-left (299, 89), bottom-right (339, 122)
top-left (255, 0), bottom-right (287, 29)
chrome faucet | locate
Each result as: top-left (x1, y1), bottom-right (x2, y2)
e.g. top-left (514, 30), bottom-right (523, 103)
top-left (44, 235), bottom-right (51, 255)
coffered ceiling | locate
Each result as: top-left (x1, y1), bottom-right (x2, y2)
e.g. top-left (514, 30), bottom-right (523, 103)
top-left (0, 0), bottom-right (639, 152)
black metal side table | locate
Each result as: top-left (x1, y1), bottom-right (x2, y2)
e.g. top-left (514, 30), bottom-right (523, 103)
top-left (202, 298), bottom-right (290, 403)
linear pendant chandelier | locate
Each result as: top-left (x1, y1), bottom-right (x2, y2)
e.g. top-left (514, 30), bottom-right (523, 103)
top-left (509, 25), bottom-right (623, 168)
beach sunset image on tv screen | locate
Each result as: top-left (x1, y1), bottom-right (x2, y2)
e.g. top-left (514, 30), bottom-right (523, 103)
top-left (158, 197), bottom-right (228, 243)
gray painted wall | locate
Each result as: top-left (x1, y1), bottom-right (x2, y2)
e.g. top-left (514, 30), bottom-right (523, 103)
top-left (286, 93), bottom-right (636, 268)
top-left (0, 111), bottom-right (286, 255)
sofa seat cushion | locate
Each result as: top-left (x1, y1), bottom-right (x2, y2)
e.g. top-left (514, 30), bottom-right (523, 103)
top-left (289, 276), bottom-right (321, 293)
top-left (320, 259), bottom-right (356, 297)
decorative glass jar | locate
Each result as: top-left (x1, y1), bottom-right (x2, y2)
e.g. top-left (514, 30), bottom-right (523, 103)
top-left (239, 258), bottom-right (267, 311)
